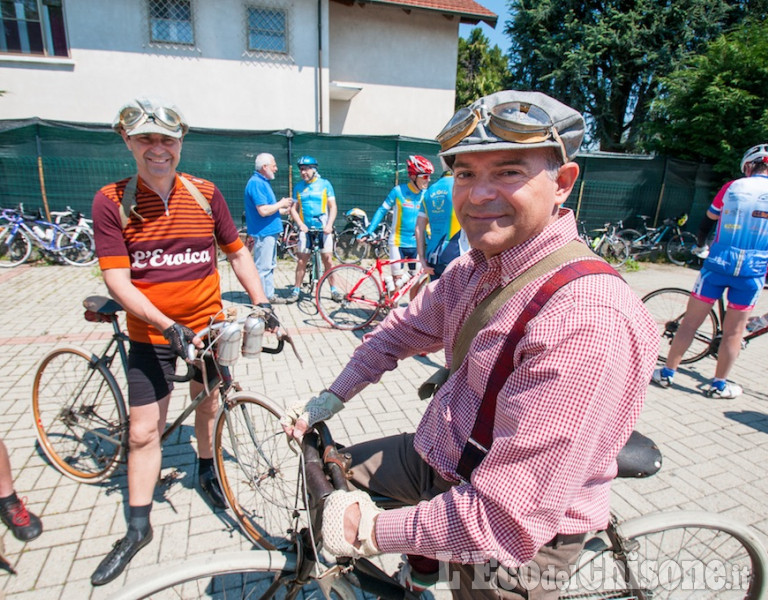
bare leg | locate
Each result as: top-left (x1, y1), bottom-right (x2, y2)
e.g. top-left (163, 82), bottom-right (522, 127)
top-left (294, 253), bottom-right (309, 288)
top-left (191, 380), bottom-right (218, 459)
top-left (321, 252), bottom-right (335, 287)
top-left (714, 307), bottom-right (752, 380)
top-left (665, 296), bottom-right (716, 371)
top-left (127, 395), bottom-right (170, 506)
top-left (0, 439), bottom-right (15, 498)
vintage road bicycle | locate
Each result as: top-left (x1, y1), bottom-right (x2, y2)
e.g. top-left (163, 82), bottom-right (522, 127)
top-left (642, 287), bottom-right (768, 365)
top-left (31, 296), bottom-right (288, 492)
top-left (112, 416), bottom-right (768, 599)
top-left (315, 257), bottom-right (426, 330)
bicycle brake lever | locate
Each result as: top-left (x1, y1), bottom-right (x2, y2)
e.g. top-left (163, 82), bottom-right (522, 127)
top-left (278, 329), bottom-right (304, 364)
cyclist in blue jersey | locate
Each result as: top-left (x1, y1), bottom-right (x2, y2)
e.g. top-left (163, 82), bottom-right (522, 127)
top-left (416, 170), bottom-right (469, 279)
top-left (363, 155), bottom-right (434, 287)
top-left (652, 144), bottom-right (768, 399)
top-left (288, 156), bottom-right (339, 302)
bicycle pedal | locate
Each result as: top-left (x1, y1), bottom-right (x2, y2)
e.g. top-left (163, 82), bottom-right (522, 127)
top-left (319, 563), bottom-right (354, 578)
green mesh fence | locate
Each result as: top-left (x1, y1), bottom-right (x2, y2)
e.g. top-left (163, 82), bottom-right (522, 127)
top-left (0, 118), bottom-right (719, 233)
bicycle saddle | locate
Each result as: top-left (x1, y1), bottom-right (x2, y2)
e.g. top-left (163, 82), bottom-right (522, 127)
top-left (616, 431), bottom-right (662, 479)
top-left (83, 295), bottom-right (124, 315)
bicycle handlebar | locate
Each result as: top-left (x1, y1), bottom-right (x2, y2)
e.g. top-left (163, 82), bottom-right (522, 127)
top-left (165, 310), bottom-right (287, 383)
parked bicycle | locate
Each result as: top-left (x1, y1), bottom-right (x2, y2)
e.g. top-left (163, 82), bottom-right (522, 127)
top-left (50, 206), bottom-right (94, 234)
top-left (276, 217), bottom-right (298, 261)
top-left (577, 219), bottom-right (631, 267)
top-left (0, 205), bottom-right (96, 267)
top-left (31, 296), bottom-right (287, 486)
top-left (315, 257), bottom-right (425, 330)
top-left (642, 287), bottom-right (768, 365)
top-left (113, 418), bottom-right (768, 599)
top-left (334, 208), bottom-right (390, 264)
top-left (618, 214), bottom-right (698, 266)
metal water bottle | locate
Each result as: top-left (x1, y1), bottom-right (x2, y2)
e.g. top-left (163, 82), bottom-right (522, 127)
top-left (241, 313), bottom-right (265, 358)
top-left (216, 321), bottom-right (242, 366)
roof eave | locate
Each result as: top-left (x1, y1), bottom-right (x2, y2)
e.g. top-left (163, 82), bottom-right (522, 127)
top-left (338, 0), bottom-right (498, 28)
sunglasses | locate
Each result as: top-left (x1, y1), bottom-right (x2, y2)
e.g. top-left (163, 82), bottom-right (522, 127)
top-left (437, 101), bottom-right (567, 162)
top-left (119, 99), bottom-right (184, 134)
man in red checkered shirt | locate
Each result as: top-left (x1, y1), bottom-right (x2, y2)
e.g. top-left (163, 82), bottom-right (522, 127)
top-left (283, 90), bottom-right (658, 599)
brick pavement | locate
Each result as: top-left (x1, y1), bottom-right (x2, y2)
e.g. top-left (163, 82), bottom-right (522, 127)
top-left (0, 259), bottom-right (767, 598)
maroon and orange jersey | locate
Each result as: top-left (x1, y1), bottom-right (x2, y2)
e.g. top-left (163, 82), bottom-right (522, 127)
top-left (92, 173), bottom-right (243, 345)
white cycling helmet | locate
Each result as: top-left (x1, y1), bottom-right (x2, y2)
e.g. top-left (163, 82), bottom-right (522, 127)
top-left (740, 144), bottom-right (768, 174)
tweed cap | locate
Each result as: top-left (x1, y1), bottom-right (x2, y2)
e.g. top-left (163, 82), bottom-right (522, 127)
top-left (438, 90), bottom-right (584, 162)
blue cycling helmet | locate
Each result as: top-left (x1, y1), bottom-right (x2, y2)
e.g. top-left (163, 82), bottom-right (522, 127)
top-left (297, 155), bottom-right (318, 167)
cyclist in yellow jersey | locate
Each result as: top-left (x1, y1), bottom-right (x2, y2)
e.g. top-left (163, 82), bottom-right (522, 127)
top-left (363, 155), bottom-right (434, 284)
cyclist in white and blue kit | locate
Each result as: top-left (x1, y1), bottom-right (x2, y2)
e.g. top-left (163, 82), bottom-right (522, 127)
top-left (363, 155), bottom-right (434, 285)
top-left (288, 156), bottom-right (339, 301)
top-left (652, 143), bottom-right (768, 398)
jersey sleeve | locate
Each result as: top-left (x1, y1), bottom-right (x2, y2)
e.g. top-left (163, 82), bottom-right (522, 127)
top-left (709, 181), bottom-right (734, 216)
top-left (210, 185), bottom-right (243, 255)
top-left (92, 188), bottom-right (130, 270)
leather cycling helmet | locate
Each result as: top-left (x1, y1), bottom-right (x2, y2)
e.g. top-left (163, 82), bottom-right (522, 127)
top-left (297, 155), bottom-right (318, 167)
top-left (740, 144), bottom-right (768, 174)
top-left (406, 155), bottom-right (435, 179)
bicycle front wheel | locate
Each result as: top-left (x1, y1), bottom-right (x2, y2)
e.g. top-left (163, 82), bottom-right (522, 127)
top-left (598, 237), bottom-right (630, 267)
top-left (0, 226), bottom-right (32, 267)
top-left (316, 264), bottom-right (382, 330)
top-left (564, 511), bottom-right (768, 599)
top-left (666, 232), bottom-right (699, 266)
top-left (111, 550), bottom-right (358, 600)
top-left (642, 287), bottom-right (717, 364)
top-left (214, 394), bottom-right (301, 550)
top-left (32, 347), bottom-right (127, 482)
top-left (56, 227), bottom-right (97, 266)
top-left (334, 229), bottom-right (368, 264)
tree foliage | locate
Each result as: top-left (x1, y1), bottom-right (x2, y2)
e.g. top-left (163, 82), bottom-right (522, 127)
top-left (643, 19), bottom-right (768, 178)
top-left (456, 28), bottom-right (509, 109)
top-left (505, 0), bottom-right (735, 152)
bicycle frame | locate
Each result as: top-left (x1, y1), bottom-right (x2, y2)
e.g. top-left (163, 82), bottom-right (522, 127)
top-left (348, 257), bottom-right (425, 310)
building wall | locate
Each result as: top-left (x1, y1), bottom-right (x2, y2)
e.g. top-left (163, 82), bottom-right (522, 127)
top-left (0, 0), bottom-right (458, 138)
top-left (328, 2), bottom-right (459, 138)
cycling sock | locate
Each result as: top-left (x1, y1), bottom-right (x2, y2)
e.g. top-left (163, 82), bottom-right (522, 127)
top-left (127, 504), bottom-right (152, 539)
top-left (661, 367), bottom-right (676, 379)
top-left (711, 378), bottom-right (727, 391)
top-left (198, 457), bottom-right (214, 477)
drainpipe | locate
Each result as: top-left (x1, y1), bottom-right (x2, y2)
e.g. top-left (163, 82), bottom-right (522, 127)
top-left (317, 0), bottom-right (323, 132)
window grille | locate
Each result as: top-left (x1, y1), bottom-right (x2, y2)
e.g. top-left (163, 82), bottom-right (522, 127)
top-left (0, 0), bottom-right (69, 57)
top-left (247, 6), bottom-right (288, 55)
top-left (148, 0), bottom-right (194, 46)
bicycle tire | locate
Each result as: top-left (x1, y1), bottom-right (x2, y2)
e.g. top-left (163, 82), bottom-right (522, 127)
top-left (56, 227), bottom-right (97, 266)
top-left (617, 228), bottom-right (643, 245)
top-left (0, 226), bottom-right (32, 267)
top-left (666, 232), bottom-right (698, 266)
top-left (333, 229), bottom-right (368, 264)
top-left (110, 550), bottom-right (358, 600)
top-left (598, 237), bottom-right (630, 267)
top-left (32, 347), bottom-right (127, 483)
top-left (277, 222), bottom-right (298, 261)
top-left (214, 394), bottom-right (302, 550)
top-left (642, 287), bottom-right (718, 364)
top-left (564, 510), bottom-right (768, 599)
top-left (316, 264), bottom-right (382, 330)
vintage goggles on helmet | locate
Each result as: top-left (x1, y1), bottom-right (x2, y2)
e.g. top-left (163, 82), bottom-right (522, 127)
top-left (119, 99), bottom-right (185, 134)
top-left (436, 101), bottom-right (568, 162)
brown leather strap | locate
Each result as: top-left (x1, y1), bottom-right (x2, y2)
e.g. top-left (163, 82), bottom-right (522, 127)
top-left (451, 240), bottom-right (595, 373)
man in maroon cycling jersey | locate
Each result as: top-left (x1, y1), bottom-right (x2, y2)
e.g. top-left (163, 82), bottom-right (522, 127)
top-left (90, 96), bottom-right (276, 586)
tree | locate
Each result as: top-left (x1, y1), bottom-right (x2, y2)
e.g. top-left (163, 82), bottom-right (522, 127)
top-left (506, 0), bottom-right (733, 152)
top-left (456, 28), bottom-right (509, 109)
top-left (643, 19), bottom-right (768, 179)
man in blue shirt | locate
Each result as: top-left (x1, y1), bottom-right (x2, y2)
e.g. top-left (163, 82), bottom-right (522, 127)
top-left (244, 153), bottom-right (293, 302)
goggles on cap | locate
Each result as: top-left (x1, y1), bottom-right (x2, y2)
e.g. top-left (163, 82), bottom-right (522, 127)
top-left (436, 101), bottom-right (568, 162)
top-left (119, 99), bottom-right (185, 135)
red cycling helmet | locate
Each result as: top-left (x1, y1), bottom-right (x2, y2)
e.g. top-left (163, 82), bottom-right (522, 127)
top-left (407, 155), bottom-right (435, 179)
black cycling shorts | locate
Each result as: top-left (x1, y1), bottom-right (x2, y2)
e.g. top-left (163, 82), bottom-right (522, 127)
top-left (127, 341), bottom-right (217, 407)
